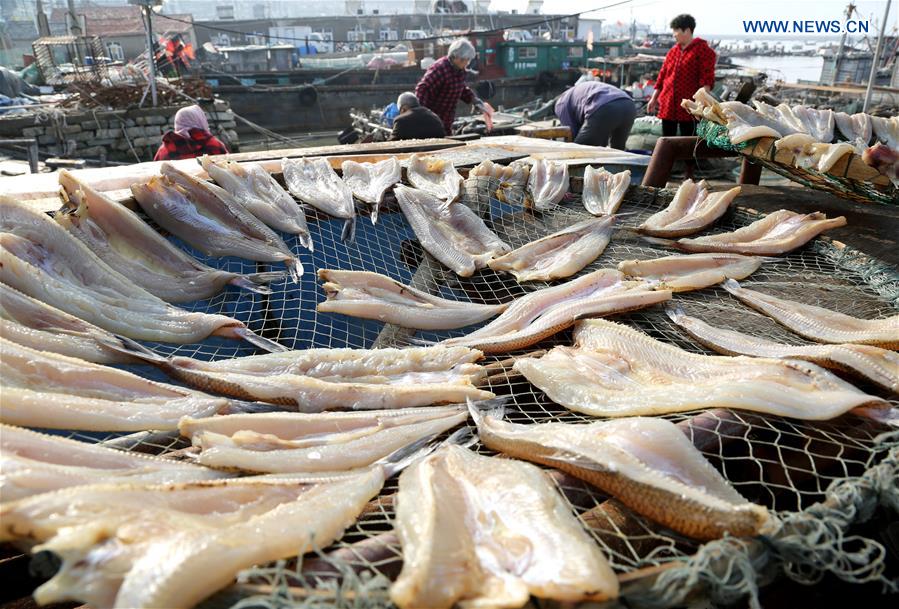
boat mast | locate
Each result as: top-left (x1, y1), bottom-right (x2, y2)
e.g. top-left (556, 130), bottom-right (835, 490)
top-left (863, 0), bottom-right (892, 112)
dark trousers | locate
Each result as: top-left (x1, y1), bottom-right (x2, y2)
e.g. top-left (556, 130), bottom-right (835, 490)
top-left (661, 120), bottom-right (696, 137)
top-left (575, 97), bottom-right (637, 150)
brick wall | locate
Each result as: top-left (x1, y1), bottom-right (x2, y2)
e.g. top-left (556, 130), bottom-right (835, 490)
top-left (0, 99), bottom-right (239, 163)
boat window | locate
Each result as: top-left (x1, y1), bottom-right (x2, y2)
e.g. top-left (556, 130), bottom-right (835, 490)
top-left (518, 47), bottom-right (538, 59)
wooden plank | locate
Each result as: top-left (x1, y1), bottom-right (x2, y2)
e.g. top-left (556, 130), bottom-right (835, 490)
top-left (222, 138), bottom-right (463, 163)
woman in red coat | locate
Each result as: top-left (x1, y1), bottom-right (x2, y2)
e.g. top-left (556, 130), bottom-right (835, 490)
top-left (154, 105), bottom-right (229, 161)
top-left (646, 14), bottom-right (716, 137)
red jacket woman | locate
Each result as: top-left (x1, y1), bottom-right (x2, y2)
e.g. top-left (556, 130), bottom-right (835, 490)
top-left (647, 14), bottom-right (716, 138)
top-left (154, 105), bottom-right (229, 161)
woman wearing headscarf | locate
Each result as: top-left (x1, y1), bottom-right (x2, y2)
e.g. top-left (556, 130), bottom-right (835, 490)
top-left (154, 105), bottom-right (229, 161)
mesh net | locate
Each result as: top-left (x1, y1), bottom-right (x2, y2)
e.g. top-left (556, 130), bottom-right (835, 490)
top-left (31, 174), bottom-right (899, 605)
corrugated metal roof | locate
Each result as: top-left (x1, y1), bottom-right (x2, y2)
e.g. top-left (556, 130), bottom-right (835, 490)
top-left (48, 6), bottom-right (193, 38)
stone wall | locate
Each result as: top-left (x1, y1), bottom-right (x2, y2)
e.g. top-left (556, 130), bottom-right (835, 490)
top-left (0, 100), bottom-right (240, 163)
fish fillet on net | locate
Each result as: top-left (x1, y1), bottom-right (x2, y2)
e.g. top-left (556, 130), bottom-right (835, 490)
top-left (470, 406), bottom-right (773, 540)
top-left (666, 305), bottom-right (899, 393)
top-left (719, 101), bottom-right (801, 144)
top-left (0, 283), bottom-right (144, 364)
top-left (161, 345), bottom-right (494, 410)
top-left (391, 444), bottom-right (619, 609)
top-left (514, 318), bottom-right (890, 420)
top-left (638, 179), bottom-right (741, 237)
top-left (0, 337), bottom-right (228, 431)
top-left (834, 111), bottom-right (873, 152)
top-left (56, 170), bottom-right (282, 303)
top-left (316, 269), bottom-right (507, 330)
top-left (468, 159), bottom-right (530, 187)
top-left (617, 253), bottom-right (762, 292)
top-left (200, 156), bottom-right (312, 248)
top-left (394, 184), bottom-right (510, 277)
top-left (179, 405), bottom-right (468, 473)
top-left (582, 166), bottom-right (630, 216)
top-left (1, 424), bottom-right (229, 502)
top-left (283, 157), bottom-right (357, 240)
top-left (132, 165), bottom-right (303, 282)
top-left (668, 209), bottom-right (847, 255)
top-left (406, 153), bottom-right (464, 202)
top-left (773, 134), bottom-right (854, 173)
top-left (785, 105), bottom-right (835, 142)
top-left (441, 269), bottom-right (671, 353)
top-left (0, 199), bottom-right (277, 348)
top-left (341, 157), bottom-right (402, 223)
top-left (487, 215), bottom-right (616, 282)
top-left (871, 115), bottom-right (899, 149)
top-left (0, 469), bottom-right (387, 609)
top-left (722, 279), bottom-right (899, 349)
top-left (526, 158), bottom-right (569, 209)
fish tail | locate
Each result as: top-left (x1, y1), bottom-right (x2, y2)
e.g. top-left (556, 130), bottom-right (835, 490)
top-left (286, 257), bottom-right (304, 283)
top-left (466, 397), bottom-right (508, 427)
top-left (229, 271), bottom-right (287, 295)
top-left (407, 336), bottom-right (438, 346)
top-left (299, 231), bottom-right (314, 252)
top-left (220, 400), bottom-right (286, 414)
top-left (105, 335), bottom-right (169, 364)
top-left (664, 303), bottom-right (687, 323)
top-left (231, 327), bottom-right (289, 352)
top-left (856, 406), bottom-right (899, 428)
top-left (370, 203), bottom-right (379, 225)
top-left (637, 234), bottom-right (677, 247)
top-left (721, 278), bottom-right (741, 291)
top-left (341, 216), bottom-right (357, 243)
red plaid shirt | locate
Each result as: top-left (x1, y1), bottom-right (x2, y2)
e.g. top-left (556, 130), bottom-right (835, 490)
top-left (415, 56), bottom-right (476, 133)
top-left (656, 37), bottom-right (716, 122)
top-left (153, 129), bottom-right (229, 161)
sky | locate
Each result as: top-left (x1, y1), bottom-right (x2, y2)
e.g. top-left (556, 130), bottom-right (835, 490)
top-left (490, 0), bottom-right (898, 37)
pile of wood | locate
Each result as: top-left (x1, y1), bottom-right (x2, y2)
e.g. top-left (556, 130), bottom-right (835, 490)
top-left (59, 79), bottom-right (212, 110)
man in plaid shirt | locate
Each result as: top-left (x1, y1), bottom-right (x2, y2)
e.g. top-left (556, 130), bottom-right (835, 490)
top-left (415, 39), bottom-right (494, 135)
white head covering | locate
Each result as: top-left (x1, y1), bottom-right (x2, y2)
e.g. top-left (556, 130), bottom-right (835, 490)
top-left (173, 105), bottom-right (210, 137)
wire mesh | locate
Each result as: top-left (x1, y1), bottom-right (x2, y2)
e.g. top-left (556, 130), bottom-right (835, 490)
top-left (23, 171), bottom-right (899, 603)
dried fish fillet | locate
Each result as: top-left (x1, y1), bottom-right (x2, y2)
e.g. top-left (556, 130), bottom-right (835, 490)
top-left (788, 105), bottom-right (835, 142)
top-left (666, 306), bottom-right (899, 393)
top-left (395, 184), bottom-right (510, 277)
top-left (179, 406), bottom-right (467, 473)
top-left (133, 165), bottom-right (302, 282)
top-left (720, 101), bottom-right (799, 143)
top-left (0, 283), bottom-right (143, 364)
top-left (341, 157), bottom-right (402, 223)
top-left (391, 445), bottom-right (618, 609)
top-left (871, 115), bottom-right (899, 148)
top-left (441, 269), bottom-right (671, 353)
top-left (317, 269), bottom-right (507, 330)
top-left (162, 345), bottom-right (494, 410)
top-left (670, 209), bottom-right (846, 255)
top-left (471, 408), bottom-right (772, 540)
top-left (0, 337), bottom-right (227, 431)
top-left (774, 134), bottom-right (854, 173)
top-left (722, 279), bottom-right (899, 349)
top-left (582, 166), bottom-right (630, 215)
top-left (638, 180), bottom-right (741, 237)
top-left (0, 469), bottom-right (387, 609)
top-left (406, 153), bottom-right (464, 202)
top-left (0, 199), bottom-right (272, 347)
top-left (834, 111), bottom-right (873, 152)
top-left (487, 216), bottom-right (615, 282)
top-left (1, 424), bottom-right (228, 502)
top-left (57, 170), bottom-right (281, 303)
top-left (200, 157), bottom-right (312, 248)
top-left (527, 158), bottom-right (569, 209)
top-left (469, 159), bottom-right (530, 187)
top-left (282, 157), bottom-right (357, 240)
top-left (617, 253), bottom-right (762, 292)
top-left (514, 318), bottom-right (889, 420)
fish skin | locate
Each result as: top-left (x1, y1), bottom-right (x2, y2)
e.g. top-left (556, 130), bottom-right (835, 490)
top-left (834, 112), bottom-right (873, 153)
top-left (162, 345), bottom-right (494, 410)
top-left (341, 158), bottom-right (402, 223)
top-left (638, 180), bottom-right (741, 238)
top-left (722, 279), bottom-right (899, 349)
top-left (406, 153), bottom-right (464, 202)
top-left (0, 199), bottom-right (250, 344)
top-left (719, 101), bottom-right (800, 144)
top-left (56, 170), bottom-right (280, 303)
top-left (1, 424), bottom-right (228, 502)
top-left (472, 411), bottom-right (773, 541)
top-left (282, 157), bottom-right (356, 219)
top-left (316, 269), bottom-right (507, 330)
top-left (617, 253), bottom-right (762, 292)
top-left (487, 215), bottom-right (615, 282)
top-left (666, 305), bottom-right (899, 394)
top-left (1, 470), bottom-right (385, 609)
top-left (391, 445), bottom-right (619, 609)
top-left (870, 115), bottom-right (898, 148)
top-left (179, 406), bottom-right (468, 473)
top-left (200, 156), bottom-right (313, 248)
top-left (671, 209), bottom-right (847, 255)
top-left (0, 282), bottom-right (140, 364)
top-left (441, 269), bottom-right (671, 353)
top-left (514, 318), bottom-right (889, 420)
top-left (0, 337), bottom-right (228, 431)
top-left (394, 184), bottom-right (510, 277)
top-left (527, 159), bottom-right (569, 209)
top-left (582, 166), bottom-right (630, 216)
